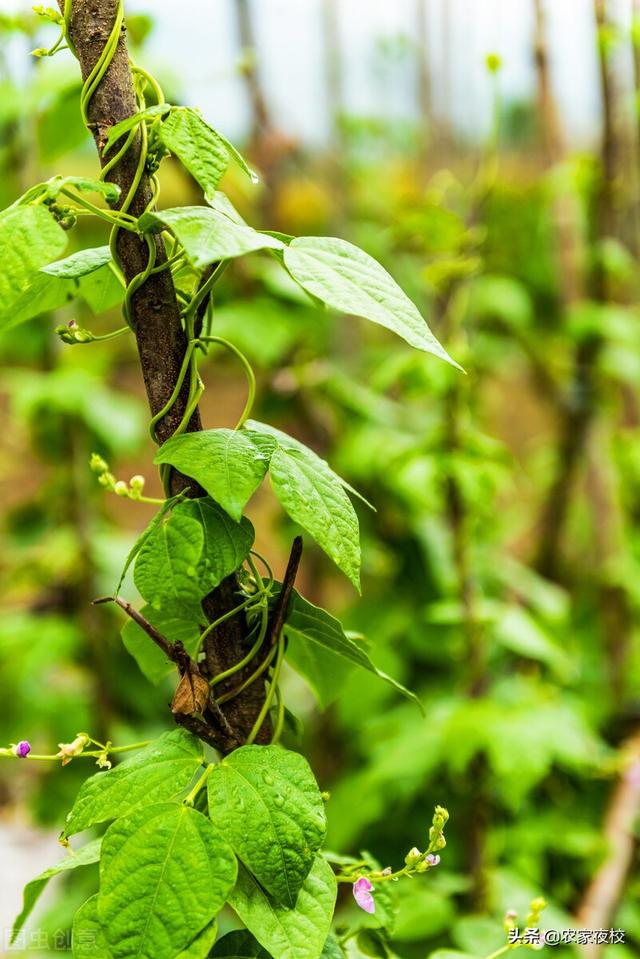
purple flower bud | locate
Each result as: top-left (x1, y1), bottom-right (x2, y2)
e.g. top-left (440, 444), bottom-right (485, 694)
top-left (12, 741), bottom-right (31, 759)
top-left (426, 854), bottom-right (440, 866)
top-left (353, 876), bottom-right (375, 914)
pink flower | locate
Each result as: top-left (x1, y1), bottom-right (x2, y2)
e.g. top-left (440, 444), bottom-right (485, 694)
top-left (426, 854), bottom-right (440, 866)
top-left (353, 876), bottom-right (375, 914)
top-left (12, 741), bottom-right (31, 759)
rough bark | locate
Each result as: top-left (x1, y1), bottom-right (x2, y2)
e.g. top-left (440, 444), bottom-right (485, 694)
top-left (59, 0), bottom-right (271, 749)
top-left (58, 0), bottom-right (200, 469)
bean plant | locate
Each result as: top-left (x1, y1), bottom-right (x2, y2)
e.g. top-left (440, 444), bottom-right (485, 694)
top-left (0, 4), bottom-right (552, 959)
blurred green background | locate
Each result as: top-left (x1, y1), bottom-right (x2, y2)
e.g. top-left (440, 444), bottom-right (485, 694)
top-left (1, 1), bottom-right (640, 957)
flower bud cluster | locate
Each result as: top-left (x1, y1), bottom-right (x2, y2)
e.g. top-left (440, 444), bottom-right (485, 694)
top-left (428, 804), bottom-right (448, 852)
top-left (90, 453), bottom-right (146, 500)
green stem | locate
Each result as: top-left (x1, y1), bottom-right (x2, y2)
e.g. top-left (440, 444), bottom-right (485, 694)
top-left (199, 590), bottom-right (267, 657)
top-left (271, 686), bottom-right (285, 743)
top-left (132, 64), bottom-right (165, 105)
top-left (183, 763), bottom-right (214, 805)
top-left (200, 336), bottom-right (256, 428)
top-left (215, 641), bottom-right (278, 706)
top-left (246, 636), bottom-right (285, 745)
top-left (209, 597), bottom-right (270, 687)
top-left (90, 326), bottom-right (131, 342)
top-left (148, 341), bottom-right (196, 441)
top-left (101, 127), bottom-right (137, 180)
top-left (185, 260), bottom-right (230, 319)
top-left (58, 189), bottom-right (137, 231)
top-left (249, 549), bottom-right (275, 587)
top-left (79, 4), bottom-right (123, 124)
top-left (0, 739), bottom-right (152, 762)
top-left (484, 946), bottom-right (512, 959)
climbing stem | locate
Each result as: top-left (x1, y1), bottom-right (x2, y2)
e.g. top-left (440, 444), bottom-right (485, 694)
top-left (246, 636), bottom-right (285, 745)
top-left (200, 336), bottom-right (256, 428)
top-left (183, 763), bottom-right (215, 805)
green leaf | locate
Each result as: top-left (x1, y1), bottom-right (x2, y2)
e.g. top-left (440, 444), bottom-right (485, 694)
top-left (44, 175), bottom-right (121, 203)
top-left (284, 590), bottom-right (422, 711)
top-left (139, 206), bottom-right (284, 269)
top-left (37, 81), bottom-right (89, 163)
top-left (63, 729), bottom-right (204, 837)
top-left (78, 262), bottom-right (124, 314)
top-left (12, 839), bottom-right (102, 943)
top-left (73, 896), bottom-right (112, 959)
top-left (103, 104), bottom-right (171, 153)
top-left (115, 491), bottom-right (188, 598)
top-left (207, 191), bottom-right (249, 225)
top-left (41, 245), bottom-right (112, 279)
top-left (121, 604), bottom-right (201, 684)
top-left (210, 931), bottom-right (272, 957)
top-left (208, 745), bottom-right (326, 907)
top-left (210, 132), bottom-right (259, 184)
top-left (159, 108), bottom-right (229, 196)
top-left (3, 271), bottom-right (77, 330)
top-left (98, 803), bottom-right (236, 959)
top-left (269, 446), bottom-right (361, 589)
top-left (0, 204), bottom-right (67, 328)
top-left (176, 496), bottom-right (255, 586)
top-left (177, 922), bottom-right (219, 959)
top-left (283, 236), bottom-right (460, 367)
top-left (228, 858), bottom-right (337, 959)
top-left (320, 934), bottom-right (346, 958)
top-left (133, 510), bottom-right (205, 617)
top-left (246, 420), bottom-right (374, 511)
top-left (155, 430), bottom-right (275, 522)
